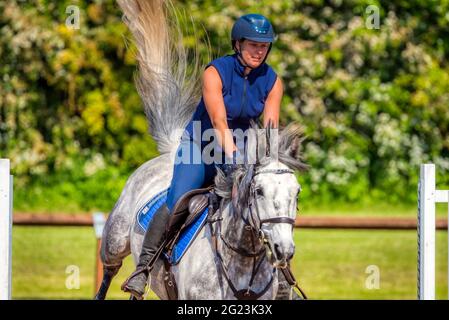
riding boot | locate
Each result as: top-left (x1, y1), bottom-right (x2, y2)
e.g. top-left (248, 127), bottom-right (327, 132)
top-left (121, 203), bottom-right (170, 299)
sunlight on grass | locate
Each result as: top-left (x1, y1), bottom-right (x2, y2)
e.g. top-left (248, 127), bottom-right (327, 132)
top-left (292, 229), bottom-right (448, 299)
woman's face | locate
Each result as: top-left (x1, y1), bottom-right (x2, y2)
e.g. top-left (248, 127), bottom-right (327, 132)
top-left (236, 40), bottom-right (270, 68)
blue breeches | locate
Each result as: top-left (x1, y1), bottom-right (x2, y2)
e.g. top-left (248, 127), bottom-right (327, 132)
top-left (165, 139), bottom-right (218, 211)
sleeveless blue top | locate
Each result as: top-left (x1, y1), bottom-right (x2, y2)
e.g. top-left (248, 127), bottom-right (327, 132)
top-left (184, 53), bottom-right (277, 146)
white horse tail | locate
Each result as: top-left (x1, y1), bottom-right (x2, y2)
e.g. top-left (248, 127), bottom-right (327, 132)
top-left (118, 0), bottom-right (208, 154)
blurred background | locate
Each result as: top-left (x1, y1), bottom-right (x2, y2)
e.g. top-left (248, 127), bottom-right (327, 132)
top-left (1, 0), bottom-right (448, 299)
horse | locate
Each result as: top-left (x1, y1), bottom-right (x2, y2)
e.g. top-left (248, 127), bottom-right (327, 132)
top-left (94, 0), bottom-right (307, 300)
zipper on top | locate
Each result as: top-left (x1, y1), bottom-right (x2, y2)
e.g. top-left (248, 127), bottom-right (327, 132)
top-left (238, 76), bottom-right (248, 119)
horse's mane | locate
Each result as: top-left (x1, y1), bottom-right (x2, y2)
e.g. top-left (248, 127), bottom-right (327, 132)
top-left (214, 122), bottom-right (308, 202)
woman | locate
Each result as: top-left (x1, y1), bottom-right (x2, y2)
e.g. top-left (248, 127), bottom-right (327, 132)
top-left (122, 13), bottom-right (283, 299)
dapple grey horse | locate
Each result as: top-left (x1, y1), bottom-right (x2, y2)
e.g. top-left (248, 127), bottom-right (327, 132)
top-left (94, 0), bottom-right (307, 300)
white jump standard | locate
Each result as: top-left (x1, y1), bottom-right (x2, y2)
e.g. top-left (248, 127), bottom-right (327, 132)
top-left (0, 159), bottom-right (13, 300)
top-left (418, 163), bottom-right (449, 300)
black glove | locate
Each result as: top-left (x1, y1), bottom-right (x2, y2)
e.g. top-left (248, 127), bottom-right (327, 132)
top-left (220, 163), bottom-right (238, 176)
top-left (219, 150), bottom-right (242, 176)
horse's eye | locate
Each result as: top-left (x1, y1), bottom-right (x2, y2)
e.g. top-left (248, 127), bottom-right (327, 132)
top-left (255, 188), bottom-right (264, 197)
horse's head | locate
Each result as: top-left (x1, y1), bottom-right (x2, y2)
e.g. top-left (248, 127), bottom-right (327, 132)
top-left (224, 121), bottom-right (308, 269)
top-left (248, 162), bottom-right (301, 267)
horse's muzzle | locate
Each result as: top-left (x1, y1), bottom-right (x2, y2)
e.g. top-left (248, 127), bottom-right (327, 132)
top-left (263, 234), bottom-right (295, 268)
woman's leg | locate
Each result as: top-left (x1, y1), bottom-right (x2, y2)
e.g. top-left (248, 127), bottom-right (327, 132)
top-left (122, 139), bottom-right (207, 298)
top-left (166, 140), bottom-right (208, 211)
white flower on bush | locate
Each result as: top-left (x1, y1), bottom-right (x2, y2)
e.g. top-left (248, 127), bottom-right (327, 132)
top-left (309, 168), bottom-right (326, 192)
top-left (407, 135), bottom-right (425, 167)
top-left (373, 113), bottom-right (402, 157)
top-left (83, 154), bottom-right (105, 177)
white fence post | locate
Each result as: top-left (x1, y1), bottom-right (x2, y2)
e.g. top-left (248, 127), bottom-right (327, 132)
top-left (418, 163), bottom-right (449, 300)
top-left (0, 159), bottom-right (13, 300)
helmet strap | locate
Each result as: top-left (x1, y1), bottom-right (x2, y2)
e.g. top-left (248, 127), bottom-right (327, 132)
top-left (260, 43), bottom-right (272, 65)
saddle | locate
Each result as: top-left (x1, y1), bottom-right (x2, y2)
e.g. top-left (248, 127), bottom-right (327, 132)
top-left (164, 185), bottom-right (215, 240)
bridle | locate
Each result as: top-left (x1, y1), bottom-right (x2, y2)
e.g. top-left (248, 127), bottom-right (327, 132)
top-left (208, 167), bottom-right (303, 300)
top-left (246, 168), bottom-right (297, 243)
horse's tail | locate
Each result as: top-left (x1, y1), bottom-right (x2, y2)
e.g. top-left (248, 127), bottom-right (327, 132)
top-left (118, 0), bottom-right (207, 155)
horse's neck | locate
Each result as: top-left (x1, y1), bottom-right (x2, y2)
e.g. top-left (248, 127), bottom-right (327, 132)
top-left (221, 205), bottom-right (242, 241)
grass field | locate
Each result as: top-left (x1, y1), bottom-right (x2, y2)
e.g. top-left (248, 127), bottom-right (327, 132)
top-left (11, 226), bottom-right (448, 300)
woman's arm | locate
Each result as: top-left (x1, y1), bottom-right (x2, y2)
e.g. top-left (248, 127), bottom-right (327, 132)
top-left (202, 66), bottom-right (237, 158)
top-left (262, 76), bottom-right (283, 128)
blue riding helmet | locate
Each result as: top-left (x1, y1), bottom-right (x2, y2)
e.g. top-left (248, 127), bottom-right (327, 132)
top-left (231, 14), bottom-right (275, 67)
top-left (231, 14), bottom-right (275, 44)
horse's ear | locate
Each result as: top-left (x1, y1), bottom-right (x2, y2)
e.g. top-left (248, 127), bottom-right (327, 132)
top-left (265, 120), bottom-right (280, 158)
top-left (246, 127), bottom-right (258, 165)
top-left (257, 129), bottom-right (267, 162)
top-left (265, 121), bottom-right (271, 157)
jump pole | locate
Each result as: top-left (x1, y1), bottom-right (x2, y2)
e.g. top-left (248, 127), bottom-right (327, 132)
top-left (0, 159), bottom-right (13, 300)
top-left (418, 163), bottom-right (449, 300)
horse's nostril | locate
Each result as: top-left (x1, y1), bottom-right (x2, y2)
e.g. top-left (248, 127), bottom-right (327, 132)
top-left (274, 244), bottom-right (283, 260)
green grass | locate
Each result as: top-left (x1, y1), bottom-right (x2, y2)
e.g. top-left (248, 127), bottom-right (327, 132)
top-left (293, 229), bottom-right (448, 299)
top-left (12, 226), bottom-right (448, 300)
top-left (12, 226), bottom-right (149, 300)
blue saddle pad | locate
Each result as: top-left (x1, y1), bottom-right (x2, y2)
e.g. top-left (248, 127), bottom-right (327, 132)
top-left (136, 190), bottom-right (209, 265)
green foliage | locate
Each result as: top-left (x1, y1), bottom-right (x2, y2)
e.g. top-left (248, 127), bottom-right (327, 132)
top-left (13, 159), bottom-right (129, 213)
top-left (1, 0), bottom-right (449, 212)
top-left (0, 0), bottom-right (158, 182)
